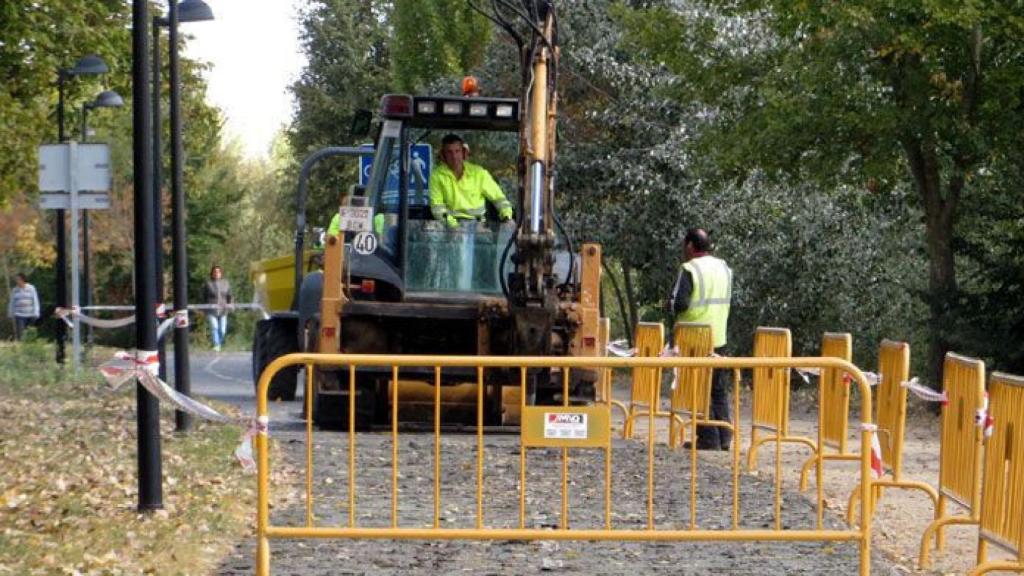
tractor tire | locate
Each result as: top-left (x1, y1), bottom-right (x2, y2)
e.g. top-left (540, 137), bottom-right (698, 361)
top-left (312, 374), bottom-right (377, 431)
top-left (252, 318), bottom-right (299, 401)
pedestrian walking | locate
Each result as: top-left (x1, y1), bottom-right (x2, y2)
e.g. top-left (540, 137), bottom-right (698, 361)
top-left (7, 273), bottom-right (40, 341)
top-left (204, 265), bottom-right (232, 352)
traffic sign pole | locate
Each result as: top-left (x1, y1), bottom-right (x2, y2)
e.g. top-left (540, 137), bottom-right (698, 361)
top-left (68, 141), bottom-right (81, 372)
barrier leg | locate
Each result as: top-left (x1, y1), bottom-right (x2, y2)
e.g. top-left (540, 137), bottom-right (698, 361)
top-left (746, 429), bottom-right (764, 472)
top-left (936, 496), bottom-right (947, 551)
top-left (976, 538), bottom-right (988, 567)
top-left (256, 537), bottom-right (270, 576)
top-left (847, 483), bottom-right (861, 526)
top-left (919, 512), bottom-right (977, 569)
top-left (798, 453), bottom-right (815, 491)
top-left (968, 561), bottom-right (1024, 576)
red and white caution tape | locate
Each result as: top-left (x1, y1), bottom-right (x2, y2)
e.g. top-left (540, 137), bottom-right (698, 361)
top-left (607, 339), bottom-right (636, 357)
top-left (861, 423), bottom-right (885, 479)
top-left (976, 392), bottom-right (995, 439)
top-left (901, 377), bottom-right (948, 404)
top-left (234, 416), bottom-right (269, 474)
top-left (98, 349), bottom-right (262, 472)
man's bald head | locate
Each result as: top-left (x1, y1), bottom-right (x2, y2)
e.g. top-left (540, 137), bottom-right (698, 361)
top-left (688, 225), bottom-right (712, 252)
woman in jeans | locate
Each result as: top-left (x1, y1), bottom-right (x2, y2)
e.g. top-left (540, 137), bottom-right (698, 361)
top-left (204, 265), bottom-right (232, 351)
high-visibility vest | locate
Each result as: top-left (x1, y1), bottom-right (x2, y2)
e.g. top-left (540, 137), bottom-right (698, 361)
top-left (678, 255), bottom-right (732, 348)
top-left (429, 161), bottom-right (511, 220)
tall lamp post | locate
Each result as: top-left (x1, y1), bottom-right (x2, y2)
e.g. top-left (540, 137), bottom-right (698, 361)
top-left (80, 90), bottom-right (124, 345)
top-left (55, 54), bottom-right (108, 363)
top-left (155, 0), bottom-right (214, 432)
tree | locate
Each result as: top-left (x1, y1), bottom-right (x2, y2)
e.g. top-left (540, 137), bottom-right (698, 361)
top-left (621, 2), bottom-right (1024, 386)
top-left (390, 0), bottom-right (491, 92)
top-left (288, 0), bottom-right (394, 225)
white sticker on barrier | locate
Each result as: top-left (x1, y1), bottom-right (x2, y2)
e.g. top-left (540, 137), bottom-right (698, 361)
top-left (544, 412), bottom-right (588, 439)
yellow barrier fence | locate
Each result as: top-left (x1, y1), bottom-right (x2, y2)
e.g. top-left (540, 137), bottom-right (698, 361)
top-left (919, 352), bottom-right (987, 568)
top-left (799, 332), bottom-right (855, 496)
top-left (621, 322), bottom-right (667, 439)
top-left (667, 322), bottom-right (717, 449)
top-left (969, 372), bottom-right (1024, 576)
top-left (845, 341), bottom-right (938, 526)
top-left (254, 353), bottom-right (878, 576)
top-left (747, 327), bottom-right (817, 472)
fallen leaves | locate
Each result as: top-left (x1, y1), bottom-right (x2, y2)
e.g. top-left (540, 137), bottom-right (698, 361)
top-left (0, 342), bottom-right (280, 574)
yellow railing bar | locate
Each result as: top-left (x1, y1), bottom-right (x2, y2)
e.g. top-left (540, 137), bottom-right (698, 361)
top-left (732, 368), bottom-right (741, 530)
top-left (647, 357), bottom-right (655, 530)
top-left (476, 366), bottom-right (484, 530)
top-left (519, 367), bottom-right (527, 530)
top-left (562, 367), bottom-right (570, 530)
top-left (305, 363), bottom-right (314, 527)
top-left (265, 526), bottom-right (863, 542)
top-left (348, 364), bottom-right (355, 528)
top-left (391, 364), bottom-right (398, 528)
top-left (434, 366), bottom-right (441, 529)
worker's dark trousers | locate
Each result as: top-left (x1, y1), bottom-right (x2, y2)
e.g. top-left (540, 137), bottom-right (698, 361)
top-left (696, 355), bottom-right (732, 450)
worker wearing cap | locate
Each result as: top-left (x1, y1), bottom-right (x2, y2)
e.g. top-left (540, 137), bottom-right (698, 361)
top-left (429, 133), bottom-right (513, 228)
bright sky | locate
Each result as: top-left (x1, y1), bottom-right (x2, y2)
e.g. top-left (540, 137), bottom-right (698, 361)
top-left (182, 0), bottom-right (307, 159)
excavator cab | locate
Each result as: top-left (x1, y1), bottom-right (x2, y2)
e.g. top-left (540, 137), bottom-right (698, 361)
top-left (344, 94), bottom-right (524, 300)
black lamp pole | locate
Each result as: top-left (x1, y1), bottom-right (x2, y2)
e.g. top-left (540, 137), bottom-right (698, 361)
top-left (132, 0), bottom-right (163, 512)
top-left (79, 90), bottom-right (124, 346)
top-left (168, 0), bottom-right (215, 432)
top-left (152, 17), bottom-right (168, 385)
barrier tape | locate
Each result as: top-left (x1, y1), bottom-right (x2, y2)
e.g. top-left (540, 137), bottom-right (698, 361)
top-left (975, 392), bottom-right (994, 439)
top-left (901, 377), bottom-right (949, 405)
top-left (607, 340), bottom-right (636, 357)
top-left (861, 423), bottom-right (884, 478)
top-left (54, 303), bottom-right (267, 335)
top-left (97, 349), bottom-right (261, 472)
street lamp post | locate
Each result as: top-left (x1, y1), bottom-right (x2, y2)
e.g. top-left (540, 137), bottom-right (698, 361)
top-left (160, 0), bottom-right (214, 432)
top-left (131, 0), bottom-right (162, 512)
top-left (79, 90), bottom-right (124, 345)
top-left (55, 54), bottom-right (108, 363)
top-left (152, 16), bottom-right (168, 386)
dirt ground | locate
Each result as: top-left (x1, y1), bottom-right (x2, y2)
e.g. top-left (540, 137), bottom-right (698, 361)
top-left (218, 377), bottom-right (1015, 575)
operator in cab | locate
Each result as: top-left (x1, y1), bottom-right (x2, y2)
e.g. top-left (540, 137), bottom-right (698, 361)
top-left (429, 133), bottom-right (514, 229)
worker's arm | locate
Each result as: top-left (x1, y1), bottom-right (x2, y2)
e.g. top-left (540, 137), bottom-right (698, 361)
top-left (429, 172), bottom-right (457, 228)
top-left (669, 269), bottom-right (693, 317)
top-left (327, 213), bottom-right (341, 236)
top-left (478, 169), bottom-right (513, 220)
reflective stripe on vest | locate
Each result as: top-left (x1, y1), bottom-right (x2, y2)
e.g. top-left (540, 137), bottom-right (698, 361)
top-left (679, 255), bottom-right (732, 348)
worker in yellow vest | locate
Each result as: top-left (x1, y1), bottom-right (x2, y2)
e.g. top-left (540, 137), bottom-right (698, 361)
top-left (669, 227), bottom-right (733, 450)
top-left (429, 133), bottom-right (513, 228)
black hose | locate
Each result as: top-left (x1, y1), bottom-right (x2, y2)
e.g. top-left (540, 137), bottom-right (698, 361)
top-left (602, 258), bottom-right (632, 347)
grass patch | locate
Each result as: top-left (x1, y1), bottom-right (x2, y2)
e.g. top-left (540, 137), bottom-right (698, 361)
top-left (0, 340), bottom-right (261, 574)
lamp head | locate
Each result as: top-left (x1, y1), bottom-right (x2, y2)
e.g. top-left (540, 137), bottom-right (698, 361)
top-left (178, 0), bottom-right (215, 23)
top-left (88, 90), bottom-right (124, 110)
top-left (70, 54), bottom-right (108, 76)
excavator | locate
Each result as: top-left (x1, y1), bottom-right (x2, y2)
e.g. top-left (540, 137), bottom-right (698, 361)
top-left (250, 0), bottom-right (603, 428)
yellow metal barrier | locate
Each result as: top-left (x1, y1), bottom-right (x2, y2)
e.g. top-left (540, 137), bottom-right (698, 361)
top-left (919, 352), bottom-right (987, 568)
top-left (254, 353), bottom-right (878, 576)
top-left (596, 318), bottom-right (630, 428)
top-left (621, 322), bottom-right (668, 439)
top-left (800, 332), bottom-right (855, 495)
top-left (668, 322), bottom-right (726, 448)
top-left (845, 341), bottom-right (938, 526)
top-left (969, 372), bottom-right (1024, 576)
top-left (747, 327), bottom-right (817, 472)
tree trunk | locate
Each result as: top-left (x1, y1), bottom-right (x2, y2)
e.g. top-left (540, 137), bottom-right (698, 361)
top-left (602, 260), bottom-right (632, 347)
top-left (902, 134), bottom-right (960, 392)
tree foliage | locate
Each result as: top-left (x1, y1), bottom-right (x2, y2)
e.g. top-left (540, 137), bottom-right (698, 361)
top-left (620, 1), bottom-right (1024, 378)
top-left (391, 0), bottom-right (491, 92)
